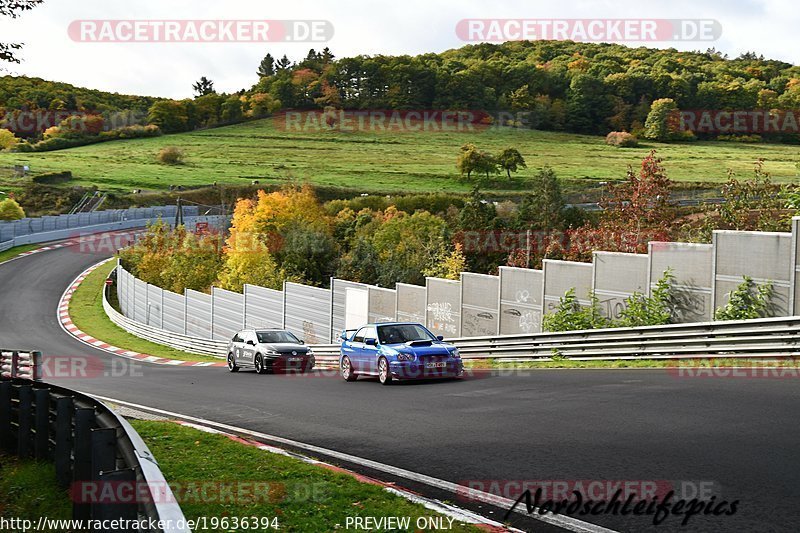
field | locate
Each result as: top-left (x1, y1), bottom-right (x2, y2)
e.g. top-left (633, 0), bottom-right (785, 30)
top-left (1, 117), bottom-right (799, 195)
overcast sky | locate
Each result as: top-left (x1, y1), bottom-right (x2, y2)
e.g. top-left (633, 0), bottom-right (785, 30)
top-left (0, 0), bottom-right (796, 99)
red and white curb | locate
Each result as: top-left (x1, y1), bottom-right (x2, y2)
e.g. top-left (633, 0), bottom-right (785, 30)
top-left (175, 420), bottom-right (518, 532)
top-left (58, 259), bottom-right (227, 368)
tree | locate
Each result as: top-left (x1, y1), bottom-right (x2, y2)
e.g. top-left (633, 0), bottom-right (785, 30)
top-left (0, 128), bottom-right (17, 149)
top-left (542, 288), bottom-right (608, 332)
top-left (422, 243), bottom-right (466, 280)
top-left (275, 54), bottom-right (292, 71)
top-left (192, 76), bottom-right (215, 97)
top-left (257, 53), bottom-right (275, 78)
top-left (147, 100), bottom-right (189, 133)
top-left (456, 144), bottom-right (497, 183)
top-left (220, 95), bottom-right (243, 123)
top-left (643, 98), bottom-right (684, 141)
top-left (516, 166), bottom-right (563, 232)
top-left (276, 222), bottom-right (338, 285)
top-left (0, 197), bottom-right (25, 220)
top-left (1, 0), bottom-right (43, 64)
top-left (496, 148), bottom-right (526, 179)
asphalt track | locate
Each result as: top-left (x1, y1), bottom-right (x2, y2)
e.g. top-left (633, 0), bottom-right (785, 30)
top-left (1, 242), bottom-right (798, 532)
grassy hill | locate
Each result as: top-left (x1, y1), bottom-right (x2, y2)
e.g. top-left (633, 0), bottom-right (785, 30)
top-left (0, 117), bottom-right (798, 196)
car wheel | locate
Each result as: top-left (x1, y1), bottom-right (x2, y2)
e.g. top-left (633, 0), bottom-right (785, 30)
top-left (378, 357), bottom-right (393, 386)
top-left (227, 353), bottom-right (239, 373)
top-left (341, 356), bottom-right (357, 382)
top-left (254, 354), bottom-right (267, 375)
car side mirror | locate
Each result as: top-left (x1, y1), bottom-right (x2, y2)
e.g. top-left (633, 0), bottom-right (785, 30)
top-left (339, 333), bottom-right (348, 341)
top-left (365, 338), bottom-right (377, 346)
top-left (246, 340), bottom-right (255, 346)
top-left (298, 339), bottom-right (305, 345)
top-left (436, 335), bottom-right (444, 341)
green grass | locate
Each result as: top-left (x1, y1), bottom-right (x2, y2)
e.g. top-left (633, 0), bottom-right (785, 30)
top-left (0, 243), bottom-right (42, 264)
top-left (0, 452), bottom-right (72, 528)
top-left (1, 117), bottom-right (798, 195)
top-left (131, 420), bottom-right (483, 533)
top-left (69, 260), bottom-right (220, 363)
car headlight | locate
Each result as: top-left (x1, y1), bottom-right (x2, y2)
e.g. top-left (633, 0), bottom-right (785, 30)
top-left (264, 350), bottom-right (280, 355)
top-left (396, 352), bottom-right (415, 361)
top-left (450, 348), bottom-right (460, 358)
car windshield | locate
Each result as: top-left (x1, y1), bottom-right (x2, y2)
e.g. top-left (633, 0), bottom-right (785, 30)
top-left (256, 331), bottom-right (301, 344)
top-left (378, 324), bottom-right (435, 344)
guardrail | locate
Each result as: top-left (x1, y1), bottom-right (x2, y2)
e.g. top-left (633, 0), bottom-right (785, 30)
top-left (0, 374), bottom-right (189, 532)
top-left (0, 350), bottom-right (42, 380)
top-left (101, 265), bottom-right (800, 367)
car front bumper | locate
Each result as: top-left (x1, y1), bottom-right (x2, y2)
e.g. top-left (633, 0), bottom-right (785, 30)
top-left (388, 359), bottom-right (463, 379)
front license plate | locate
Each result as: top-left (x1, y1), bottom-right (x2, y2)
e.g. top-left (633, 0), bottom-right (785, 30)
top-left (287, 357), bottom-right (302, 362)
top-left (426, 362), bottom-right (446, 368)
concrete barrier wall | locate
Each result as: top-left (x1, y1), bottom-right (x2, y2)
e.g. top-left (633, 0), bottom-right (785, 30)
top-left (244, 284), bottom-right (283, 330)
top-left (331, 279), bottom-right (369, 341)
top-left (284, 282), bottom-right (331, 344)
top-left (592, 252), bottom-right (649, 320)
top-left (212, 287), bottom-right (244, 341)
top-left (425, 277), bottom-right (461, 338)
top-left (542, 260), bottom-right (593, 315)
top-left (396, 283), bottom-right (426, 324)
top-left (713, 230), bottom-right (792, 316)
top-left (146, 284), bottom-right (164, 329)
top-left (162, 290), bottom-right (185, 334)
top-left (649, 242), bottom-right (713, 322)
top-left (793, 218), bottom-right (800, 316)
top-left (460, 272), bottom-right (500, 337)
top-left (368, 287), bottom-right (397, 324)
top-left (498, 266), bottom-right (543, 334)
top-left (185, 289), bottom-right (212, 339)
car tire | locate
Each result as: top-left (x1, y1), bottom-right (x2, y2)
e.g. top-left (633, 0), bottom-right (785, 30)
top-left (378, 357), bottom-right (393, 386)
top-left (341, 356), bottom-right (357, 382)
top-left (254, 354), bottom-right (267, 375)
top-left (227, 353), bottom-right (239, 373)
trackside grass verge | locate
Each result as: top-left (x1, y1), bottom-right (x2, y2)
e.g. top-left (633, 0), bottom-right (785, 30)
top-left (68, 260), bottom-right (219, 363)
top-left (130, 420), bottom-right (484, 532)
top-left (0, 243), bottom-right (43, 264)
top-left (463, 358), bottom-right (800, 369)
top-left (0, 452), bottom-right (72, 526)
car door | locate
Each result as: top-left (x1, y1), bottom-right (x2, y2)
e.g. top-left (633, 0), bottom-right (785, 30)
top-left (231, 332), bottom-right (245, 363)
top-left (346, 327), bottom-right (368, 373)
top-left (242, 331), bottom-right (257, 365)
top-left (361, 326), bottom-right (379, 375)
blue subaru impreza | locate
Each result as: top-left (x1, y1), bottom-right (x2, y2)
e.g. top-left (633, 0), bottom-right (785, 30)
top-left (339, 322), bottom-right (463, 385)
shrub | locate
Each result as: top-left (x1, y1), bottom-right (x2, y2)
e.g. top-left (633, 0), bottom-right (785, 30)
top-left (0, 198), bottom-right (25, 220)
top-left (0, 128), bottom-right (18, 150)
top-left (605, 131), bottom-right (639, 148)
top-left (32, 171), bottom-right (73, 184)
top-left (542, 288), bottom-right (609, 332)
top-left (714, 276), bottom-right (775, 321)
top-left (616, 269), bottom-right (677, 327)
top-left (157, 146), bottom-right (185, 165)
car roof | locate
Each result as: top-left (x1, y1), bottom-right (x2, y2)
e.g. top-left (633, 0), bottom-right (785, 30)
top-left (361, 322), bottom-right (424, 328)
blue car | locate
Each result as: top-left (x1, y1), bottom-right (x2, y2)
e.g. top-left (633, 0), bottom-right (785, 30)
top-left (339, 322), bottom-right (463, 385)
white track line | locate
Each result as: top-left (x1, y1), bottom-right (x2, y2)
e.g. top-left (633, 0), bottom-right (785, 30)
top-left (82, 393), bottom-right (618, 533)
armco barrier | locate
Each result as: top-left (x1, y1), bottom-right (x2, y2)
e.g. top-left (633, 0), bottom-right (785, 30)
top-left (0, 373), bottom-right (188, 532)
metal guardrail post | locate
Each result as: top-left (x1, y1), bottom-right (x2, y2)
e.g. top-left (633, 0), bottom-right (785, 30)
top-left (17, 384), bottom-right (32, 457)
top-left (73, 407), bottom-right (95, 521)
top-left (0, 380), bottom-right (11, 450)
top-left (55, 396), bottom-right (74, 488)
top-left (90, 427), bottom-right (118, 521)
top-left (32, 351), bottom-right (43, 381)
top-left (10, 349), bottom-right (19, 378)
top-left (34, 388), bottom-right (50, 459)
top-left (96, 468), bottom-right (138, 529)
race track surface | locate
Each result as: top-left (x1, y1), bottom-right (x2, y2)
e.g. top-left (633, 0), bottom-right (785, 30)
top-left (1, 243), bottom-right (797, 532)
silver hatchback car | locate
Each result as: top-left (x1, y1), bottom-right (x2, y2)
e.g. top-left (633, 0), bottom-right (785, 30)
top-left (227, 328), bottom-right (315, 374)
